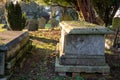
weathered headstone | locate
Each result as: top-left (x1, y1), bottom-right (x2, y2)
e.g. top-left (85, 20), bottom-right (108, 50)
top-left (38, 17), bottom-right (46, 29)
top-left (25, 19), bottom-right (38, 31)
top-left (111, 7), bottom-right (120, 49)
top-left (55, 21), bottom-right (113, 74)
top-left (67, 8), bottom-right (78, 21)
top-left (60, 14), bottom-right (73, 21)
top-left (112, 7), bottom-right (120, 30)
top-left (0, 31), bottom-right (31, 79)
top-left (48, 18), bottom-right (59, 28)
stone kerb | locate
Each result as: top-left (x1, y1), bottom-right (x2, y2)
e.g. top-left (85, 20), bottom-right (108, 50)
top-left (0, 31), bottom-right (31, 79)
top-left (55, 21), bottom-right (113, 74)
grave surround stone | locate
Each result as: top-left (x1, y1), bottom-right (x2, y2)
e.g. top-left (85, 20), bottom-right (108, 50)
top-left (55, 21), bottom-right (113, 74)
top-left (0, 31), bottom-right (31, 78)
top-left (38, 17), bottom-right (46, 29)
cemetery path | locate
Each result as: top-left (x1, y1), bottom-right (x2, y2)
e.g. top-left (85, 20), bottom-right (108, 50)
top-left (10, 28), bottom-right (120, 80)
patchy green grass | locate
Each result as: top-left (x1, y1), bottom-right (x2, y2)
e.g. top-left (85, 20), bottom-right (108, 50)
top-left (105, 50), bottom-right (113, 55)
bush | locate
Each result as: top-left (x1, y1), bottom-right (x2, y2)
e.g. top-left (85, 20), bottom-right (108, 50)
top-left (5, 2), bottom-right (27, 31)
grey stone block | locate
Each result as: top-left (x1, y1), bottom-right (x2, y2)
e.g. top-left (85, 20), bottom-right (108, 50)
top-left (56, 21), bottom-right (112, 74)
top-left (59, 55), bottom-right (106, 66)
top-left (55, 57), bottom-right (110, 73)
top-left (61, 34), bottom-right (105, 55)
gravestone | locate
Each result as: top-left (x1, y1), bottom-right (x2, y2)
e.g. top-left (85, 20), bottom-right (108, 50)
top-left (38, 17), bottom-right (46, 29)
top-left (55, 21), bottom-right (113, 74)
top-left (112, 7), bottom-right (120, 30)
top-left (67, 8), bottom-right (78, 21)
top-left (0, 31), bottom-right (31, 79)
top-left (60, 14), bottom-right (73, 21)
top-left (25, 19), bottom-right (38, 31)
top-left (48, 18), bottom-right (59, 28)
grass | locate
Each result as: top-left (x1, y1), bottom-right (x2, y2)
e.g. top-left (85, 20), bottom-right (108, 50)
top-left (0, 24), bottom-right (7, 32)
top-left (10, 28), bottom-right (61, 80)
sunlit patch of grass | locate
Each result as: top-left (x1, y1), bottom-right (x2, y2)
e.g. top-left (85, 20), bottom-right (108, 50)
top-left (0, 24), bottom-right (4, 27)
top-left (0, 28), bottom-right (7, 32)
top-left (30, 28), bottom-right (61, 52)
top-left (105, 50), bottom-right (113, 55)
top-left (32, 42), bottom-right (55, 51)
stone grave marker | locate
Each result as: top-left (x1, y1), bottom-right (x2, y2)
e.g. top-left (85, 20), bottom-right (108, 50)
top-left (48, 18), bottom-right (59, 28)
top-left (0, 31), bottom-right (31, 79)
top-left (60, 14), bottom-right (73, 21)
top-left (38, 17), bottom-right (46, 29)
top-left (112, 7), bottom-right (120, 30)
top-left (55, 21), bottom-right (113, 74)
top-left (25, 19), bottom-right (38, 31)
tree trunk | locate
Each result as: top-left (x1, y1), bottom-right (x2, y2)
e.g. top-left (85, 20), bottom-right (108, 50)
top-left (76, 0), bottom-right (97, 24)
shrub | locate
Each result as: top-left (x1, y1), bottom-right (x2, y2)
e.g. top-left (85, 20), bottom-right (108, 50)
top-left (5, 2), bottom-right (27, 31)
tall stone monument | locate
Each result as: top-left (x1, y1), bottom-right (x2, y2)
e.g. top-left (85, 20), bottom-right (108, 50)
top-left (55, 21), bottom-right (113, 74)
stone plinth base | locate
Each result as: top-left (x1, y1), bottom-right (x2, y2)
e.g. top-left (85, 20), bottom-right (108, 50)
top-left (60, 55), bottom-right (106, 66)
top-left (55, 57), bottom-right (110, 74)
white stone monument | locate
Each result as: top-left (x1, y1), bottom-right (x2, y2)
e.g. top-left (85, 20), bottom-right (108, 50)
top-left (55, 21), bottom-right (113, 74)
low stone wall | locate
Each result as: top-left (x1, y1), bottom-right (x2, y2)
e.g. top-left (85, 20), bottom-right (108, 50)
top-left (0, 31), bottom-right (32, 79)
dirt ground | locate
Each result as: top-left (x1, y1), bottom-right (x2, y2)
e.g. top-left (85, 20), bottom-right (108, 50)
top-left (10, 28), bottom-right (120, 80)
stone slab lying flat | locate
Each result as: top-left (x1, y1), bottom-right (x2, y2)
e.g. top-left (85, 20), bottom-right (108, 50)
top-left (59, 21), bottom-right (114, 34)
top-left (55, 57), bottom-right (110, 73)
top-left (0, 31), bottom-right (29, 59)
top-left (0, 31), bottom-right (28, 50)
top-left (0, 31), bottom-right (29, 75)
top-left (0, 31), bottom-right (25, 44)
